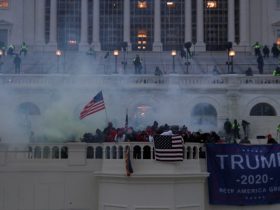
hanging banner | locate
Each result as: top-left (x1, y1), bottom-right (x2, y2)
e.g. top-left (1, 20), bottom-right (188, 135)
top-left (206, 144), bottom-right (280, 205)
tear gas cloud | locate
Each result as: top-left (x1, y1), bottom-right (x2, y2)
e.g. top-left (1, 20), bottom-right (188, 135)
top-left (0, 55), bottom-right (218, 143)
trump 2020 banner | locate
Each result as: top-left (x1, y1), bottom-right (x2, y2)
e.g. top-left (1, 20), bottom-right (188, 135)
top-left (206, 144), bottom-right (280, 205)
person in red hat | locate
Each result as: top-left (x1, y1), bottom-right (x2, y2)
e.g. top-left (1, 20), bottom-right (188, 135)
top-left (267, 134), bottom-right (278, 144)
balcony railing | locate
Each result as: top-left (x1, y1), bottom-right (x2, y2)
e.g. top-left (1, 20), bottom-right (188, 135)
top-left (1, 142), bottom-right (205, 161)
top-left (1, 74), bottom-right (280, 89)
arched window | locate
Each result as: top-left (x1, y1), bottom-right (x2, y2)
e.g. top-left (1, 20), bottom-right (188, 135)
top-left (105, 146), bottom-right (110, 159)
top-left (17, 102), bottom-right (41, 115)
top-left (52, 147), bottom-right (59, 159)
top-left (191, 103), bottom-right (217, 131)
top-left (133, 104), bottom-right (156, 130)
top-left (112, 146), bottom-right (117, 159)
top-left (87, 146), bottom-right (94, 159)
top-left (193, 147), bottom-right (198, 159)
top-left (96, 146), bottom-right (103, 159)
top-left (17, 102), bottom-right (40, 133)
top-left (61, 146), bottom-right (68, 159)
top-left (250, 103), bottom-right (277, 116)
top-left (186, 146), bottom-right (192, 159)
top-left (143, 146), bottom-right (151, 159)
top-left (43, 146), bottom-right (50, 159)
top-left (28, 146), bottom-right (33, 159)
top-left (118, 146), bottom-right (124, 159)
top-left (34, 146), bottom-right (41, 159)
top-left (133, 145), bottom-right (141, 159)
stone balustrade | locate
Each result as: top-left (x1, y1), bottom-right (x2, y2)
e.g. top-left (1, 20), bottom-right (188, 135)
top-left (1, 74), bottom-right (280, 89)
top-left (0, 142), bottom-right (205, 161)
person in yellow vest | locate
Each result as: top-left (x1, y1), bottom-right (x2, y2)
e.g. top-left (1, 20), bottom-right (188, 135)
top-left (19, 42), bottom-right (28, 56)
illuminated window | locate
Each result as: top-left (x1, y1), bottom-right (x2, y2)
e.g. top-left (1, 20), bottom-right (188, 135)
top-left (0, 0), bottom-right (8, 9)
top-left (137, 30), bottom-right (147, 50)
top-left (131, 0), bottom-right (153, 51)
top-left (166, 1), bottom-right (175, 8)
top-left (137, 31), bottom-right (147, 38)
top-left (100, 0), bottom-right (124, 50)
top-left (137, 1), bottom-right (148, 9)
top-left (206, 1), bottom-right (217, 8)
top-left (161, 0), bottom-right (184, 50)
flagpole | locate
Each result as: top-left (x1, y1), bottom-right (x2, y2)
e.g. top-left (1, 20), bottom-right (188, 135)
top-left (104, 107), bottom-right (109, 124)
top-left (100, 91), bottom-right (109, 124)
top-left (125, 108), bottom-right (128, 129)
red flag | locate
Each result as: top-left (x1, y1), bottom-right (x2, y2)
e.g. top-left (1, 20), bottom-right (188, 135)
top-left (80, 91), bottom-right (105, 120)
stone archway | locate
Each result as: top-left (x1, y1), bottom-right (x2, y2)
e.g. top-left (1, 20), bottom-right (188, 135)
top-left (190, 102), bottom-right (217, 132)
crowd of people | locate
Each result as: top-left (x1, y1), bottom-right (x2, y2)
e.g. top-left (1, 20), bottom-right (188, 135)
top-left (81, 121), bottom-right (221, 144)
top-left (80, 120), bottom-right (279, 145)
top-left (0, 41), bottom-right (28, 74)
top-left (0, 41), bottom-right (279, 75)
top-left (252, 41), bottom-right (280, 75)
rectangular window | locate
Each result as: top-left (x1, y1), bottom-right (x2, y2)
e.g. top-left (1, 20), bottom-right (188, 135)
top-left (0, 0), bottom-right (8, 9)
top-left (277, 0), bottom-right (280, 8)
top-left (0, 29), bottom-right (8, 47)
top-left (161, 0), bottom-right (185, 51)
top-left (277, 29), bottom-right (280, 38)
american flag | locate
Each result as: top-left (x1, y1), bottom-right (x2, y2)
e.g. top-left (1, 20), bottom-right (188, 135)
top-left (80, 91), bottom-right (105, 120)
top-left (154, 135), bottom-right (184, 161)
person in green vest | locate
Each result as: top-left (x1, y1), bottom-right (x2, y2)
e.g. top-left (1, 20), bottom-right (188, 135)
top-left (277, 124), bottom-right (280, 141)
top-left (19, 42), bottom-right (28, 56)
top-left (232, 119), bottom-right (240, 140)
top-left (272, 66), bottom-right (280, 76)
top-left (252, 41), bottom-right (262, 56)
top-left (7, 44), bottom-right (15, 56)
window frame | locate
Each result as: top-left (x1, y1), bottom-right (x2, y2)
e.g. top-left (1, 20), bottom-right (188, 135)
top-left (0, 0), bottom-right (9, 9)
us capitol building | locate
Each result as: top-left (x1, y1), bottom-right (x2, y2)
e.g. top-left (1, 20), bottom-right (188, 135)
top-left (0, 0), bottom-right (280, 210)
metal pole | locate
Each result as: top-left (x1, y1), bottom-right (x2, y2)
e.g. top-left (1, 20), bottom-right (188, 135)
top-left (123, 52), bottom-right (126, 73)
top-left (231, 56), bottom-right (234, 73)
top-left (186, 53), bottom-right (189, 74)
top-left (227, 52), bottom-right (230, 74)
top-left (172, 56), bottom-right (175, 73)
top-left (57, 56), bottom-right (59, 73)
top-left (63, 51), bottom-right (66, 73)
top-left (115, 56), bottom-right (118, 73)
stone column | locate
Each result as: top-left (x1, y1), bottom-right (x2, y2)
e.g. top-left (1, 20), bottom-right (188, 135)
top-left (79, 0), bottom-right (89, 51)
top-left (228, 0), bottom-right (235, 44)
top-left (152, 0), bottom-right (162, 51)
top-left (93, 0), bottom-right (101, 51)
top-left (239, 0), bottom-right (249, 50)
top-left (35, 0), bottom-right (45, 50)
top-left (47, 0), bottom-right (57, 50)
top-left (184, 0), bottom-right (192, 43)
top-left (196, 0), bottom-right (205, 51)
top-left (124, 0), bottom-right (131, 51)
top-left (226, 91), bottom-right (240, 121)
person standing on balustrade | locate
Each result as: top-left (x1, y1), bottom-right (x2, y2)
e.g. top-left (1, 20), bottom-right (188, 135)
top-left (232, 119), bottom-right (240, 140)
top-left (13, 54), bottom-right (21, 74)
top-left (133, 54), bottom-right (142, 74)
top-left (257, 54), bottom-right (264, 74)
